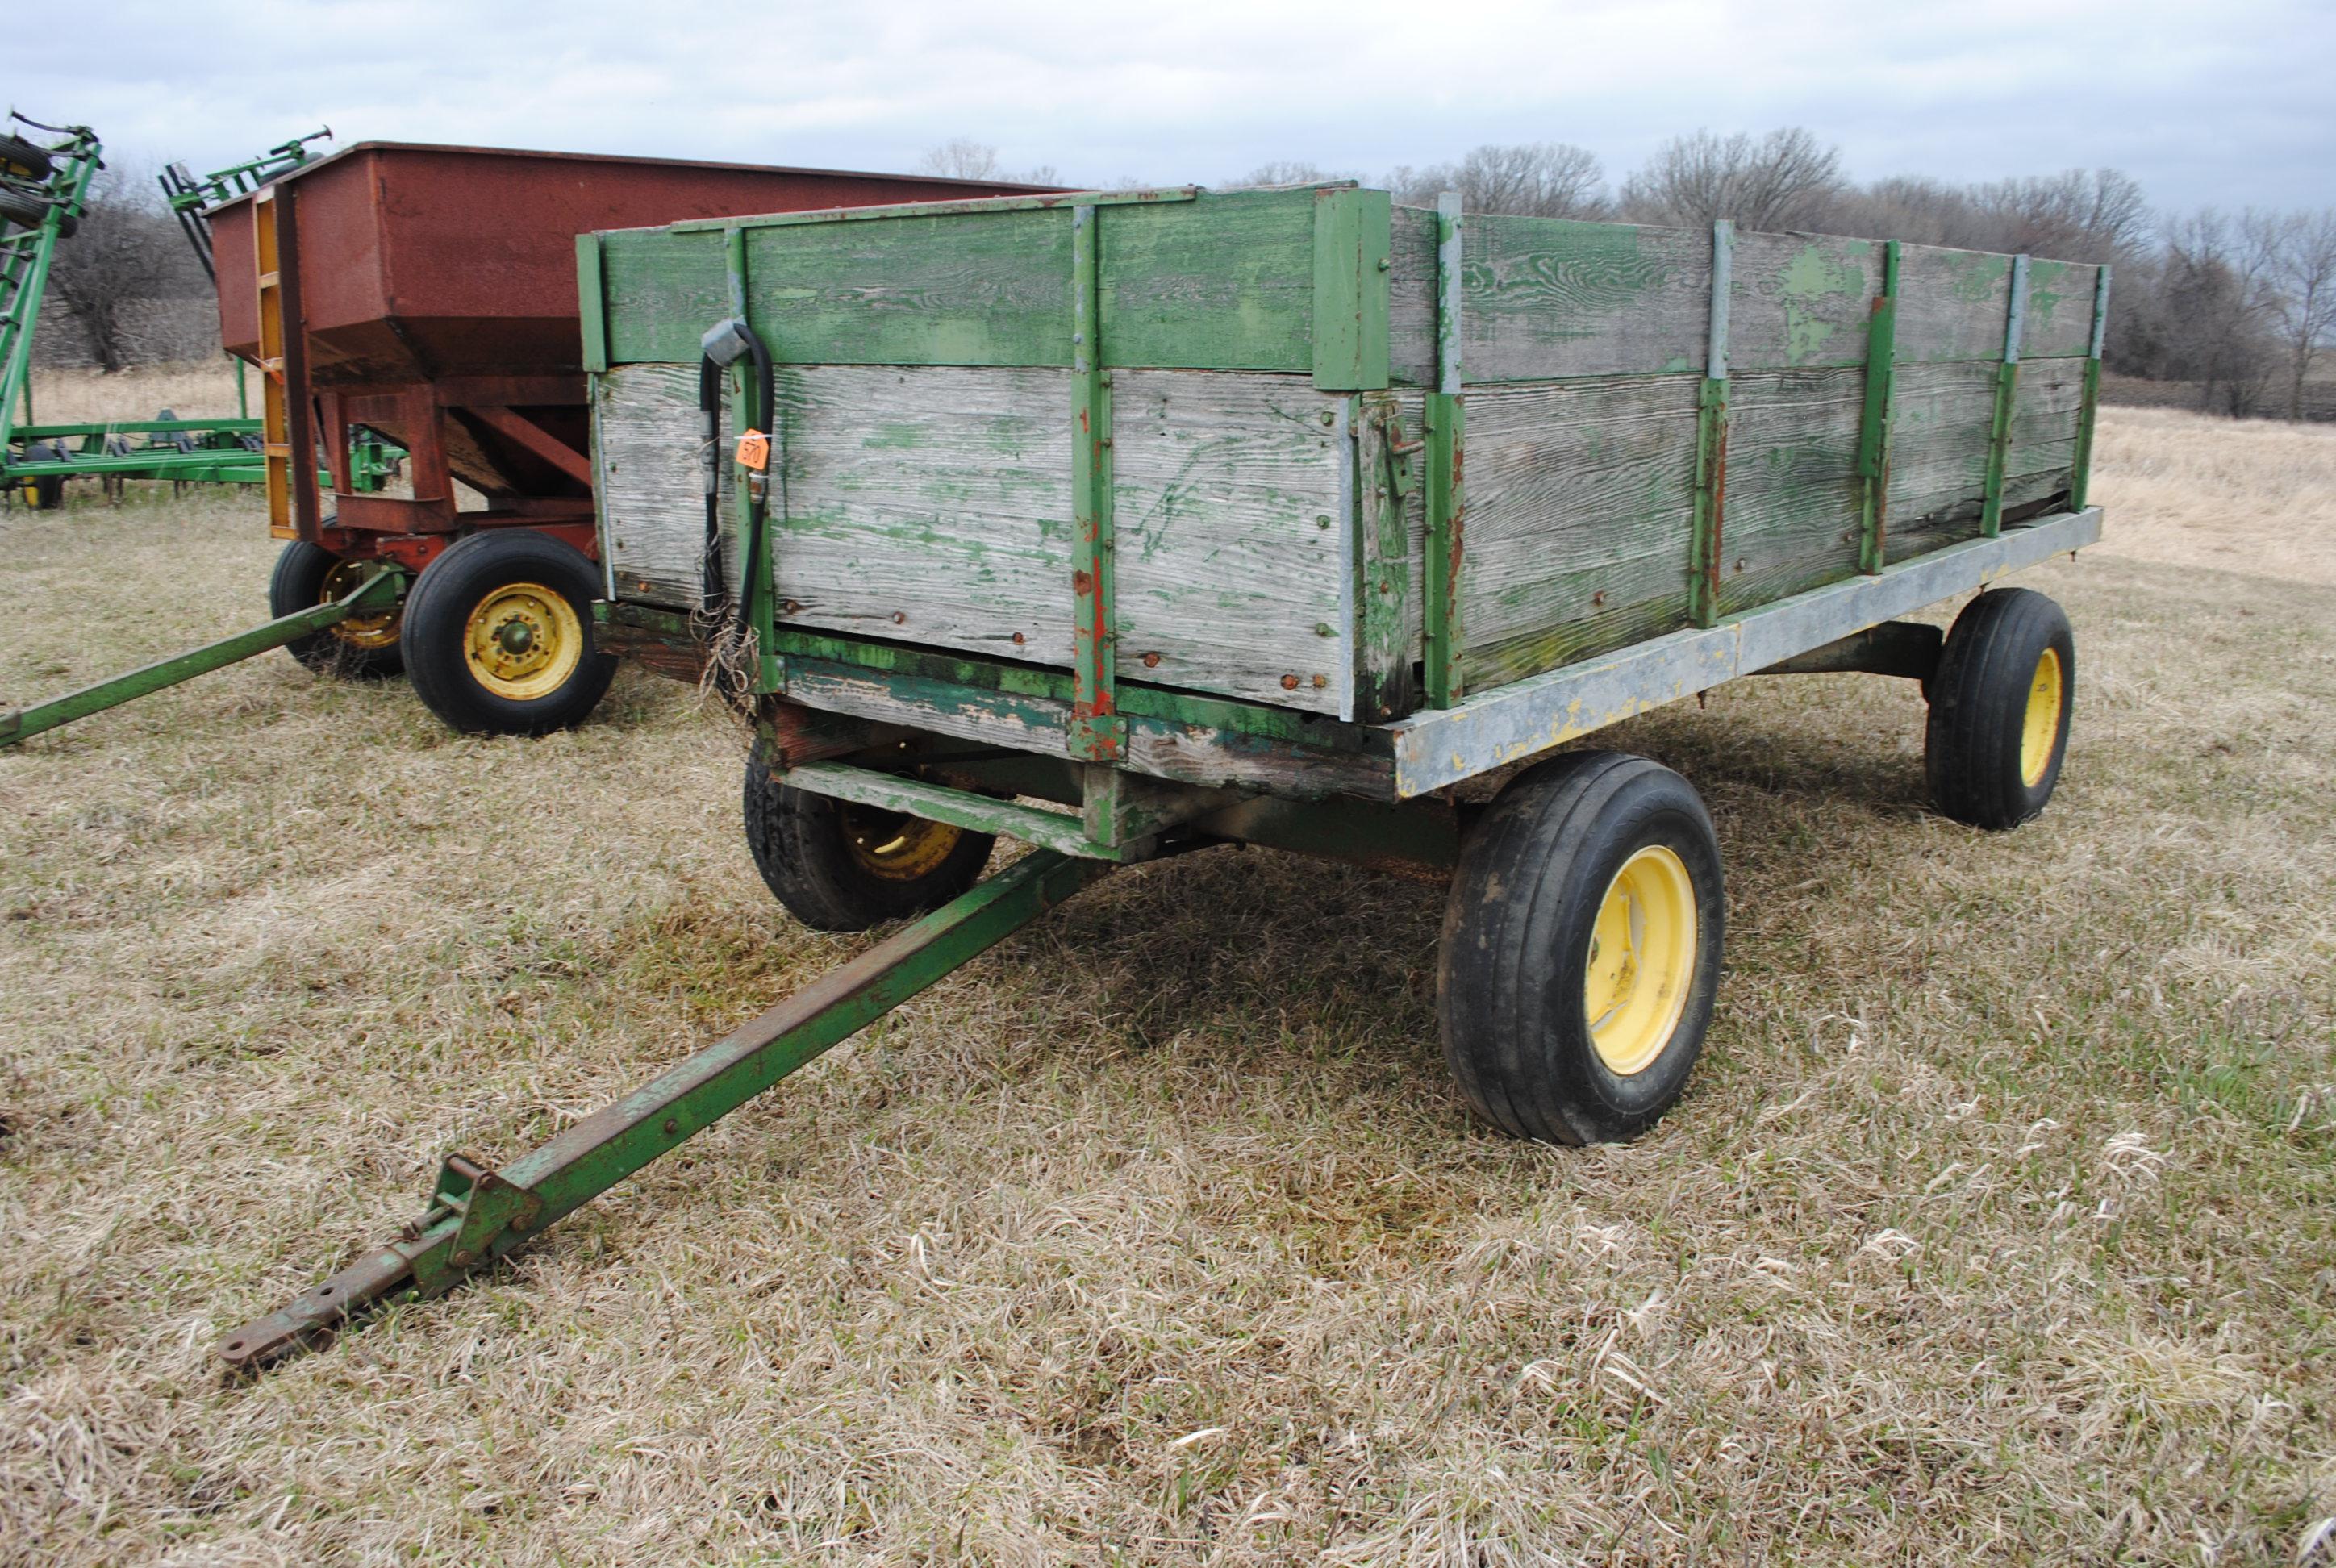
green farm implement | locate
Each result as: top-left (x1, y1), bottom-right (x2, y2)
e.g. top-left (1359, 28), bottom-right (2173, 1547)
top-left (221, 181), bottom-right (2109, 1370)
top-left (1, 119), bottom-right (398, 509)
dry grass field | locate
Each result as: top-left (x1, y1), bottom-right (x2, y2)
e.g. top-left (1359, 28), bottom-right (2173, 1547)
top-left (2, 371), bottom-right (2331, 1565)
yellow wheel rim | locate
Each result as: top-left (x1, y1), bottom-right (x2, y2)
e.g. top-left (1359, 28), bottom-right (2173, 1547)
top-left (839, 804), bottom-right (964, 882)
top-left (463, 582), bottom-right (582, 701)
top-left (2019, 647), bottom-right (2064, 788)
top-left (321, 558), bottom-right (402, 650)
top-left (1583, 844), bottom-right (1699, 1077)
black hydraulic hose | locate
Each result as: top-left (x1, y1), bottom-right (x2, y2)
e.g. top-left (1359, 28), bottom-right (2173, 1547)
top-left (698, 319), bottom-right (776, 682)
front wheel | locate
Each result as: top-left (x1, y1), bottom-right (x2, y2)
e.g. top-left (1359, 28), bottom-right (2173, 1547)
top-left (1439, 751), bottom-right (1726, 1145)
top-left (269, 537), bottom-right (405, 679)
top-left (402, 529), bottom-right (615, 735)
top-left (742, 737), bottom-right (996, 932)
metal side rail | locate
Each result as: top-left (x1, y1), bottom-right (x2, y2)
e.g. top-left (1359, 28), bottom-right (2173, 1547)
top-left (0, 564), bottom-right (404, 748)
top-left (1385, 507), bottom-right (2102, 795)
top-left (218, 847), bottom-right (1108, 1371)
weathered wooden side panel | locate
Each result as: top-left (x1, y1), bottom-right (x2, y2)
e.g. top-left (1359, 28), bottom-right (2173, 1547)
top-left (1725, 233), bottom-right (1879, 372)
top-left (1436, 215), bottom-right (1712, 382)
top-left (1895, 245), bottom-right (2015, 363)
top-left (596, 361), bottom-right (728, 608)
top-left (2000, 356), bottom-right (2086, 509)
top-left (594, 361), bottom-right (1349, 715)
top-left (1390, 215), bottom-right (1885, 384)
top-left (1110, 369), bottom-right (1349, 712)
top-left (2022, 260), bottom-right (2105, 361)
top-left (769, 363), bottom-right (1074, 661)
top-left (1451, 375), bottom-right (1700, 689)
top-left (1715, 366), bottom-right (1867, 616)
top-left (1885, 359), bottom-right (1998, 558)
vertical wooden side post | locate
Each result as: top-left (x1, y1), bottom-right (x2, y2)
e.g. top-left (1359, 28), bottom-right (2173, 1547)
top-left (1068, 204), bottom-right (1123, 760)
top-left (1855, 240), bottom-right (1902, 574)
top-left (1981, 254), bottom-right (2029, 536)
top-left (2070, 265), bottom-right (2111, 511)
top-left (1421, 191), bottom-right (1466, 708)
top-left (1688, 220), bottom-right (1733, 628)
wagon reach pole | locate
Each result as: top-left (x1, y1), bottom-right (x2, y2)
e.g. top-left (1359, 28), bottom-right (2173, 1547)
top-left (0, 565), bottom-right (405, 748)
top-left (218, 847), bottom-right (1108, 1371)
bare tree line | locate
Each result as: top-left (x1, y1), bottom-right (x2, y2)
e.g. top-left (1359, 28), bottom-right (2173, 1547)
top-left (1238, 129), bottom-right (2334, 420)
top-left (22, 132), bottom-right (2336, 421)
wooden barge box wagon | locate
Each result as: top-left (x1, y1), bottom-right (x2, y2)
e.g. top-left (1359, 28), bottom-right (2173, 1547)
top-left (223, 182), bottom-right (2108, 1366)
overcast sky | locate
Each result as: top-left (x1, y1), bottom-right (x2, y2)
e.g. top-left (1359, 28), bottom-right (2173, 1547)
top-left (27, 0), bottom-right (2336, 216)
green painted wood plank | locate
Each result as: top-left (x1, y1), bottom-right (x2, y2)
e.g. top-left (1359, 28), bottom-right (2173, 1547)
top-left (576, 233), bottom-right (607, 373)
top-left (1101, 189), bottom-right (1320, 375)
top-left (1309, 186), bottom-right (1391, 390)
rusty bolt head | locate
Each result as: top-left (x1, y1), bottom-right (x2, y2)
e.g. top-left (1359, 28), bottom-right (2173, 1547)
top-left (1280, 673), bottom-right (1299, 690)
top-left (662, 1117), bottom-right (678, 1136)
top-left (892, 611), bottom-right (907, 624)
top-left (1142, 652), bottom-right (1161, 668)
top-left (1311, 673), bottom-right (1328, 688)
top-left (782, 599), bottom-right (800, 614)
top-left (1012, 632), bottom-right (1026, 645)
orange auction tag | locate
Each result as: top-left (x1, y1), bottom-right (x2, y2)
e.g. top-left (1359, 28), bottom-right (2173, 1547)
top-left (734, 429), bottom-right (770, 472)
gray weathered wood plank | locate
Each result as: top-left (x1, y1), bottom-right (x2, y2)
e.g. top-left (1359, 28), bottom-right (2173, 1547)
top-left (1454, 374), bottom-right (1700, 686)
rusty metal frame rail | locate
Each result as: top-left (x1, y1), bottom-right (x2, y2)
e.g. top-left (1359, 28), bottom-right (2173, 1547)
top-left (219, 846), bottom-right (1108, 1370)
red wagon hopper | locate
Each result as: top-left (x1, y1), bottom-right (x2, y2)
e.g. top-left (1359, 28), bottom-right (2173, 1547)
top-left (202, 143), bottom-right (1052, 733)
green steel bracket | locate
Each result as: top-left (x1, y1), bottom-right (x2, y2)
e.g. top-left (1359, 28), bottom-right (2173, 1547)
top-left (1855, 240), bottom-right (1901, 575)
top-left (217, 847), bottom-right (1109, 1372)
top-left (1980, 254), bottom-right (2029, 537)
top-left (1688, 222), bottom-right (1733, 628)
top-left (1067, 204), bottom-right (1125, 759)
top-left (0, 564), bottom-right (405, 748)
top-left (1420, 191), bottom-right (1466, 709)
top-left (783, 758), bottom-right (1139, 861)
top-left (2070, 265), bottom-right (2111, 511)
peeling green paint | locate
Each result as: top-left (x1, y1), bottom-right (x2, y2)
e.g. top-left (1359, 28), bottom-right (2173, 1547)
top-left (1779, 243), bottom-right (1867, 364)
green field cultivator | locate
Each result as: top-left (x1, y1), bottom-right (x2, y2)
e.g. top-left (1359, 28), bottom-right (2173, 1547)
top-left (2, 118), bottom-right (399, 510)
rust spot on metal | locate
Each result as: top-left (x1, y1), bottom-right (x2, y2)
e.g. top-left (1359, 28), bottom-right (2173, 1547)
top-left (1280, 674), bottom-right (1299, 690)
top-left (1071, 570), bottom-right (1092, 594)
top-left (1311, 674), bottom-right (1328, 689)
top-left (1141, 652), bottom-right (1160, 668)
top-left (1012, 632), bottom-right (1026, 645)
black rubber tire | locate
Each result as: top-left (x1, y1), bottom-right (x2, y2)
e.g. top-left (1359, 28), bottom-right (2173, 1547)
top-left (0, 185), bottom-right (75, 237)
top-left (1925, 588), bottom-right (2075, 831)
top-left (403, 529), bottom-right (616, 735)
top-left (1439, 751), bottom-right (1726, 1145)
top-left (0, 135), bottom-right (52, 181)
top-left (742, 736), bottom-right (996, 932)
top-left (269, 538), bottom-right (405, 679)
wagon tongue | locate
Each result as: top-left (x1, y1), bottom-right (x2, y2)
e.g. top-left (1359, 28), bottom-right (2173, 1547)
top-left (218, 849), bottom-right (1108, 1371)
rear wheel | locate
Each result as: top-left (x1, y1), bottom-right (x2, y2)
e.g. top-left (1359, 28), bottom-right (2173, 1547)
top-left (1439, 751), bottom-right (1725, 1145)
top-left (1925, 588), bottom-right (2074, 830)
top-left (269, 537), bottom-right (405, 679)
top-left (403, 529), bottom-right (616, 736)
top-left (742, 737), bottom-right (996, 932)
